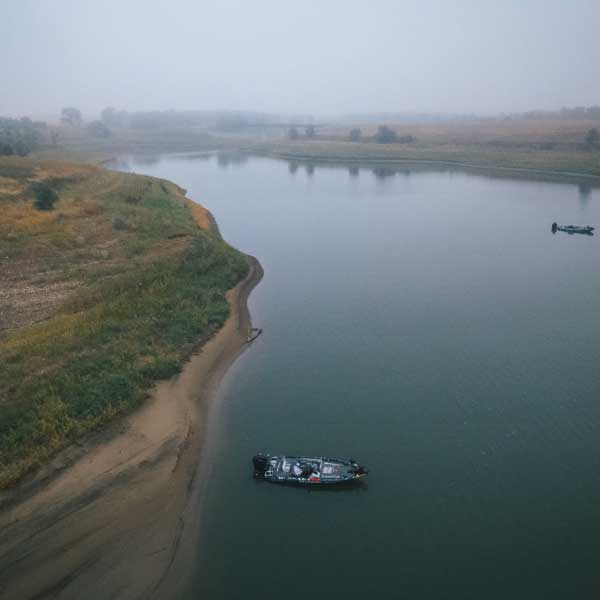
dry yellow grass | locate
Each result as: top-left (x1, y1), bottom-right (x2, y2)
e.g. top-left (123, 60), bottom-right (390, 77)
top-left (0, 157), bottom-right (219, 337)
top-left (0, 156), bottom-right (248, 488)
top-left (325, 118), bottom-right (600, 146)
top-left (0, 175), bottom-right (22, 195)
top-left (184, 197), bottom-right (212, 230)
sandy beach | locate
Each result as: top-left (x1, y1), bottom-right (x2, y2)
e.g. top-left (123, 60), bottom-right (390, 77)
top-left (0, 255), bottom-right (263, 599)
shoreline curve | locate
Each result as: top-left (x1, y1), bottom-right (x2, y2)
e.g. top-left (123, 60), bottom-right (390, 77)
top-left (0, 254), bottom-right (263, 600)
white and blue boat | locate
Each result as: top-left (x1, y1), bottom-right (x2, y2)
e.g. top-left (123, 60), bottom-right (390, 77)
top-left (252, 454), bottom-right (368, 485)
top-left (552, 222), bottom-right (594, 235)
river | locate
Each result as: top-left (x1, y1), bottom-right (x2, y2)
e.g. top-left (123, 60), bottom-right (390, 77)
top-left (112, 154), bottom-right (600, 599)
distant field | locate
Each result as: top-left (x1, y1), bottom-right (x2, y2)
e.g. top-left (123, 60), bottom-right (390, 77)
top-left (254, 118), bottom-right (600, 178)
top-left (0, 157), bottom-right (249, 487)
top-left (324, 118), bottom-right (600, 145)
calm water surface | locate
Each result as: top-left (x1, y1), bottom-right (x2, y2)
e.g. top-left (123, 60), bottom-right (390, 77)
top-left (113, 155), bottom-right (600, 599)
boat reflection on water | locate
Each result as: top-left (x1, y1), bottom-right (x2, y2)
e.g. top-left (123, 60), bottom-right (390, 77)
top-left (252, 476), bottom-right (369, 493)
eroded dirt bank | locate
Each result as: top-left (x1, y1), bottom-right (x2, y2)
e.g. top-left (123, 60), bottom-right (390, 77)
top-left (0, 256), bottom-right (263, 600)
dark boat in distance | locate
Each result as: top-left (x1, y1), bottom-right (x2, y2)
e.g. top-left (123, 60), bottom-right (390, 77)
top-left (253, 454), bottom-right (368, 485)
top-left (552, 222), bottom-right (594, 235)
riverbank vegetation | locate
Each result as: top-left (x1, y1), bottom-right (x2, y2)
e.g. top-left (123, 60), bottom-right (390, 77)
top-left (30, 107), bottom-right (270, 163)
top-left (0, 157), bottom-right (249, 488)
top-left (2, 109), bottom-right (248, 164)
top-left (31, 125), bottom-right (245, 163)
top-left (0, 117), bottom-right (49, 157)
top-left (253, 116), bottom-right (600, 178)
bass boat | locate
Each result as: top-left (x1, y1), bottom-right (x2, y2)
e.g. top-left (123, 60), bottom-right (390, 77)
top-left (252, 454), bottom-right (368, 485)
top-left (552, 222), bottom-right (594, 235)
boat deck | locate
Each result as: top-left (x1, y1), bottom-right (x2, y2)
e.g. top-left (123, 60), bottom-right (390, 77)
top-left (267, 456), bottom-right (354, 483)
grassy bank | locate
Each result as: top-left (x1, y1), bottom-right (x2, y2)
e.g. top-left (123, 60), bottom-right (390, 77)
top-left (0, 157), bottom-right (249, 488)
top-left (252, 125), bottom-right (600, 179)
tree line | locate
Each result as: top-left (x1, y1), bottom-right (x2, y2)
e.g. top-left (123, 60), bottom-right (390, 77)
top-left (61, 107), bottom-right (110, 138)
top-left (0, 117), bottom-right (47, 156)
top-left (287, 125), bottom-right (416, 144)
top-left (99, 107), bottom-right (272, 131)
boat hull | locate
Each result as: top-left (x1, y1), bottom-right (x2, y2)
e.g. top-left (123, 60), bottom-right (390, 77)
top-left (263, 473), bottom-right (366, 485)
top-left (556, 226), bottom-right (594, 235)
top-left (253, 455), bottom-right (368, 485)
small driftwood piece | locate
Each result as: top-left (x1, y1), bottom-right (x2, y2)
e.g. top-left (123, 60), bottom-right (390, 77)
top-left (247, 327), bottom-right (263, 343)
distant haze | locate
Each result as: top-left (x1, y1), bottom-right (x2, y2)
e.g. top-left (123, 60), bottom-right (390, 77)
top-left (1, 0), bottom-right (599, 119)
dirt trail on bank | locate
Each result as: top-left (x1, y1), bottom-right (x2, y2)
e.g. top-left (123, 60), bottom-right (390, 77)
top-left (0, 256), bottom-right (263, 600)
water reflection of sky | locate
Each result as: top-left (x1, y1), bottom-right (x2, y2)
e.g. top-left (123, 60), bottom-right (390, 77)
top-left (110, 154), bottom-right (600, 600)
top-left (109, 152), bottom-right (597, 210)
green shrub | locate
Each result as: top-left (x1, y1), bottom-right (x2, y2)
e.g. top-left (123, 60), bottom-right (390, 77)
top-left (586, 128), bottom-right (599, 145)
top-left (349, 128), bottom-right (361, 142)
top-left (374, 125), bottom-right (398, 143)
top-left (32, 182), bottom-right (58, 211)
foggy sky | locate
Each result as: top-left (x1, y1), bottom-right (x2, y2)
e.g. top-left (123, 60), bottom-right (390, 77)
top-left (2, 0), bottom-right (599, 120)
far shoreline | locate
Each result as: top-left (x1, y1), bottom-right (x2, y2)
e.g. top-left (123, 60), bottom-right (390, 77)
top-left (255, 148), bottom-right (600, 183)
top-left (106, 146), bottom-right (600, 190)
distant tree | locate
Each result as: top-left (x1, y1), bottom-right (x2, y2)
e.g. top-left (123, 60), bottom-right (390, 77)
top-left (31, 182), bottom-right (58, 211)
top-left (101, 107), bottom-right (130, 128)
top-left (349, 128), bottom-right (362, 142)
top-left (305, 125), bottom-right (315, 138)
top-left (87, 120), bottom-right (111, 138)
top-left (61, 107), bottom-right (82, 127)
top-left (101, 107), bottom-right (117, 126)
top-left (288, 127), bottom-right (299, 140)
top-left (374, 125), bottom-right (398, 144)
top-left (0, 116), bottom-right (45, 156)
top-left (585, 128), bottom-right (599, 145)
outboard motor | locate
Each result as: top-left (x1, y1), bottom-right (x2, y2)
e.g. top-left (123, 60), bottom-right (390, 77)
top-left (253, 453), bottom-right (269, 477)
top-left (552, 222), bottom-right (558, 234)
top-left (351, 460), bottom-right (368, 476)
